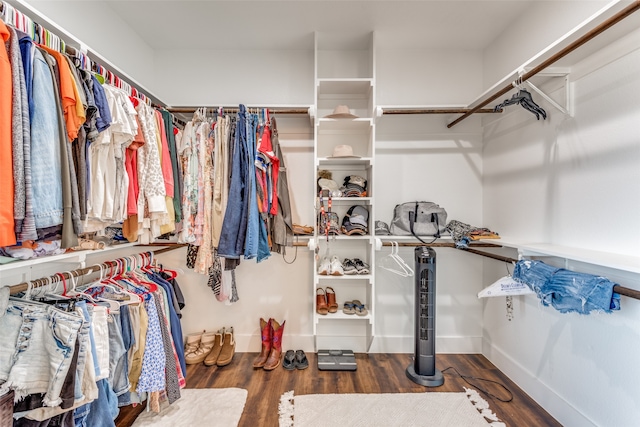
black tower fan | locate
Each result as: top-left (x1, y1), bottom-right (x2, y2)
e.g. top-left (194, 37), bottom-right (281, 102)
top-left (406, 247), bottom-right (444, 386)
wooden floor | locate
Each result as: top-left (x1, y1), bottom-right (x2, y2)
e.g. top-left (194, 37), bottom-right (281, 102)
top-left (115, 352), bottom-right (561, 427)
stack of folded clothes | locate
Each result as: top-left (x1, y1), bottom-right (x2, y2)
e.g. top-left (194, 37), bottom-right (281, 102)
top-left (341, 205), bottom-right (369, 235)
top-left (341, 175), bottom-right (367, 197)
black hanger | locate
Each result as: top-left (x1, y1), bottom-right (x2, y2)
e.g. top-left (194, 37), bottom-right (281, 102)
top-left (494, 87), bottom-right (547, 120)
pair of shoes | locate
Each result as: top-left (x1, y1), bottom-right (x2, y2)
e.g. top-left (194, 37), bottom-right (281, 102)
top-left (253, 318), bottom-right (286, 371)
top-left (283, 349), bottom-right (309, 370)
top-left (184, 328), bottom-right (235, 366)
top-left (316, 287), bottom-right (338, 315)
top-left (205, 327), bottom-right (236, 367)
top-left (343, 299), bottom-right (368, 316)
top-left (351, 258), bottom-right (369, 274)
top-left (293, 224), bottom-right (314, 235)
top-left (317, 256), bottom-right (344, 276)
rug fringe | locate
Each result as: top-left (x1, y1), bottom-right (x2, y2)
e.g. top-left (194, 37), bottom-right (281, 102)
top-left (278, 390), bottom-right (295, 427)
top-left (464, 387), bottom-right (506, 427)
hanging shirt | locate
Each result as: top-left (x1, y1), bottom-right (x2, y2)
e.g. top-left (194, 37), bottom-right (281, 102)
top-left (0, 21), bottom-right (16, 246)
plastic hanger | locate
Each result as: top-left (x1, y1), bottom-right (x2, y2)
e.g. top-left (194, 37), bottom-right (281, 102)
top-left (380, 242), bottom-right (413, 277)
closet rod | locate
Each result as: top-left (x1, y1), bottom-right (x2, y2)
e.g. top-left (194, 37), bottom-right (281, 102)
top-left (459, 247), bottom-right (640, 301)
top-left (447, 0), bottom-right (640, 128)
top-left (380, 241), bottom-right (501, 248)
top-left (8, 244), bottom-right (186, 295)
top-left (166, 107), bottom-right (309, 115)
top-left (382, 108), bottom-right (500, 115)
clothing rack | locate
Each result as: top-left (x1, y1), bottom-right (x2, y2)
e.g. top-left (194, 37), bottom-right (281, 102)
top-left (7, 244), bottom-right (186, 296)
top-left (167, 106), bottom-right (310, 115)
top-left (378, 241), bottom-right (640, 301)
top-left (447, 0), bottom-right (640, 128)
top-left (459, 247), bottom-right (640, 301)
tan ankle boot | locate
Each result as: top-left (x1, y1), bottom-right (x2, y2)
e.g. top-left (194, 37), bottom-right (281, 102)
top-left (185, 331), bottom-right (217, 365)
top-left (217, 327), bottom-right (236, 367)
top-left (184, 331), bottom-right (204, 358)
top-left (204, 329), bottom-right (224, 366)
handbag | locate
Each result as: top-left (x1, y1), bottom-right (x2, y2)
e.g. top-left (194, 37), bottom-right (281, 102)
top-left (389, 202), bottom-right (447, 242)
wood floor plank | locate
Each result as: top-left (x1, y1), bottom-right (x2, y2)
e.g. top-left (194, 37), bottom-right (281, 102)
top-left (115, 352), bottom-right (562, 427)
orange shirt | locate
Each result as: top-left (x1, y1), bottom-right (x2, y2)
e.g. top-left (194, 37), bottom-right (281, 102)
top-left (0, 21), bottom-right (16, 246)
top-left (39, 45), bottom-right (84, 142)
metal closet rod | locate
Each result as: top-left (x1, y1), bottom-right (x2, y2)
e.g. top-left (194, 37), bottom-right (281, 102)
top-left (447, 0), bottom-right (640, 128)
top-left (380, 241), bottom-right (500, 248)
top-left (8, 244), bottom-right (186, 295)
top-left (382, 108), bottom-right (500, 115)
top-left (459, 247), bottom-right (640, 301)
top-left (167, 107), bottom-right (309, 114)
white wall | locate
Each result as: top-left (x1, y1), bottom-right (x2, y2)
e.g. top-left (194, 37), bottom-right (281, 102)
top-left (482, 0), bottom-right (611, 91)
top-left (27, 0), bottom-right (157, 96)
top-left (152, 49), bottom-right (314, 106)
top-left (481, 24), bottom-right (640, 427)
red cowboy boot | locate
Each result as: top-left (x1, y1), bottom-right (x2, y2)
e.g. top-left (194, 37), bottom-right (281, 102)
top-left (263, 319), bottom-right (285, 371)
top-left (252, 318), bottom-right (272, 368)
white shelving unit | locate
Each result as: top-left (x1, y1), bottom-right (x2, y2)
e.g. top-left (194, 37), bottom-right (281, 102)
top-left (312, 32), bottom-right (377, 352)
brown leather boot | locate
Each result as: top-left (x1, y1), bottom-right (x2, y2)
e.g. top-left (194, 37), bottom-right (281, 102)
top-left (252, 318), bottom-right (272, 368)
top-left (203, 329), bottom-right (224, 367)
top-left (263, 320), bottom-right (285, 371)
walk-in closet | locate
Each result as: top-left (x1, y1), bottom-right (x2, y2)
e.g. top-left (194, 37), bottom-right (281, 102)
top-left (1, 0), bottom-right (639, 426)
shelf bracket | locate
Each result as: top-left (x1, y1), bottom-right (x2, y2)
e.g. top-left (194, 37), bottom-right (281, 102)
top-left (525, 77), bottom-right (572, 117)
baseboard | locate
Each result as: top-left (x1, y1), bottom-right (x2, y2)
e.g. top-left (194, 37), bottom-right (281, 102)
top-left (234, 334), bottom-right (482, 354)
top-left (482, 338), bottom-right (596, 427)
top-left (369, 335), bottom-right (482, 354)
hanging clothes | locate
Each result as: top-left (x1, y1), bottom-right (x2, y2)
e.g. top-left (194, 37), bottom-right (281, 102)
top-left (1, 20), bottom-right (17, 247)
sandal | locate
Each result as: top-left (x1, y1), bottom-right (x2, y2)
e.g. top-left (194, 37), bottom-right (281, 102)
top-left (352, 299), bottom-right (368, 316)
top-left (342, 301), bottom-right (356, 315)
top-left (316, 288), bottom-right (329, 315)
top-left (283, 350), bottom-right (296, 370)
top-left (295, 350), bottom-right (309, 370)
top-left (326, 287), bottom-right (338, 313)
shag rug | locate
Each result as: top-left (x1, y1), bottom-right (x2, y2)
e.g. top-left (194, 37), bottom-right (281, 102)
top-left (279, 388), bottom-right (505, 427)
top-left (132, 388), bottom-right (247, 427)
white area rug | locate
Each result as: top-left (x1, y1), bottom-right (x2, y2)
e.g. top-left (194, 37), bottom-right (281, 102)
top-left (132, 388), bottom-right (247, 427)
top-left (279, 388), bottom-right (505, 427)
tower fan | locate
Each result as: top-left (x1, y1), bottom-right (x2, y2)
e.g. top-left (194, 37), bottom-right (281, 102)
top-left (406, 247), bottom-right (444, 387)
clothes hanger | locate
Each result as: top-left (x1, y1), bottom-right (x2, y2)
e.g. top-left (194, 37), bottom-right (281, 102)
top-left (380, 242), bottom-right (413, 277)
top-left (392, 242), bottom-right (414, 276)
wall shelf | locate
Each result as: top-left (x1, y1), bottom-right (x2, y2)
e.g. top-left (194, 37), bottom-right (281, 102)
top-left (479, 237), bottom-right (640, 274)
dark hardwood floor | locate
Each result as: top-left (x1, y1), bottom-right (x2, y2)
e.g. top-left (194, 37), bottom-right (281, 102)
top-left (115, 352), bottom-right (562, 427)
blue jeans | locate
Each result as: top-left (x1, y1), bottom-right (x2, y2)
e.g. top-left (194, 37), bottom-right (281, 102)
top-left (513, 260), bottom-right (620, 314)
top-left (74, 378), bottom-right (117, 427)
top-left (30, 48), bottom-right (63, 229)
top-left (244, 113), bottom-right (260, 260)
top-left (219, 105), bottom-right (249, 259)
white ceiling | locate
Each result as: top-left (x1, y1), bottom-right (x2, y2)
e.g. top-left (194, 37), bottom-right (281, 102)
top-left (104, 0), bottom-right (535, 50)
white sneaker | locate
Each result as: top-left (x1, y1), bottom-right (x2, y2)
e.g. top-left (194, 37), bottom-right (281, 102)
top-left (330, 256), bottom-right (344, 276)
top-left (318, 257), bottom-right (330, 275)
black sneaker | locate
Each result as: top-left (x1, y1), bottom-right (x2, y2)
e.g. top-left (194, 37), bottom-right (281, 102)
top-left (342, 258), bottom-right (358, 275)
top-left (353, 258), bottom-right (370, 275)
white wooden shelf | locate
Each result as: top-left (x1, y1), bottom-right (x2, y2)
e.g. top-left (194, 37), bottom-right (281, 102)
top-left (317, 79), bottom-right (373, 96)
top-left (315, 311), bottom-right (372, 322)
top-left (0, 242), bottom-right (140, 274)
top-left (317, 157), bottom-right (373, 167)
top-left (480, 237), bottom-right (640, 274)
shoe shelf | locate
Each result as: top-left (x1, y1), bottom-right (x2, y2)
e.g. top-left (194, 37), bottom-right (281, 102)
top-left (312, 32), bottom-right (377, 353)
top-left (315, 311), bottom-right (372, 322)
top-left (317, 274), bottom-right (372, 281)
